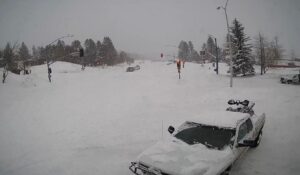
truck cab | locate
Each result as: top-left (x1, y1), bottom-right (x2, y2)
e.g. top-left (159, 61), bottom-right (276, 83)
top-left (129, 100), bottom-right (266, 175)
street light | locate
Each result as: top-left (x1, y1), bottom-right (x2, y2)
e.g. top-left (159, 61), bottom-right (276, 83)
top-left (217, 0), bottom-right (233, 87)
top-left (45, 34), bottom-right (74, 82)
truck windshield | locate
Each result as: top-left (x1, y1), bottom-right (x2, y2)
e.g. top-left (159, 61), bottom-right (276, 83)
top-left (174, 122), bottom-right (236, 150)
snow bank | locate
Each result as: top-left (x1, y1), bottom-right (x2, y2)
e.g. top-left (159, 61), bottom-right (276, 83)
top-left (0, 61), bottom-right (300, 175)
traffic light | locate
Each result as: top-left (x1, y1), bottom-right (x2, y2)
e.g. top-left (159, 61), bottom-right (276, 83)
top-left (80, 48), bottom-right (84, 57)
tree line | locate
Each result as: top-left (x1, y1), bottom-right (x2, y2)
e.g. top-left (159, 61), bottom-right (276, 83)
top-left (0, 36), bottom-right (134, 73)
top-left (253, 34), bottom-right (284, 74)
top-left (177, 40), bottom-right (201, 62)
top-left (177, 18), bottom-right (285, 76)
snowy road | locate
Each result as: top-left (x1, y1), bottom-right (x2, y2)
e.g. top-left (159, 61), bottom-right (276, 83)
top-left (0, 61), bottom-right (300, 175)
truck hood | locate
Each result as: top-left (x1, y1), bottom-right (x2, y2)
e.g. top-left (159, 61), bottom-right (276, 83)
top-left (137, 139), bottom-right (234, 175)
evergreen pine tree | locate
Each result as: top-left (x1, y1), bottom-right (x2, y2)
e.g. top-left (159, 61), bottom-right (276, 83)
top-left (3, 43), bottom-right (14, 69)
top-left (201, 43), bottom-right (206, 51)
top-left (206, 36), bottom-right (218, 61)
top-left (71, 40), bottom-right (82, 51)
top-left (102, 37), bottom-right (117, 65)
top-left (206, 36), bottom-right (215, 56)
top-left (187, 41), bottom-right (194, 62)
top-left (38, 46), bottom-right (47, 62)
top-left (54, 40), bottom-right (65, 59)
top-left (178, 41), bottom-right (189, 61)
top-left (96, 40), bottom-right (102, 56)
top-left (2, 43), bottom-right (14, 82)
top-left (19, 42), bottom-right (31, 74)
top-left (32, 45), bottom-right (39, 60)
top-left (230, 18), bottom-right (254, 76)
top-left (84, 39), bottom-right (97, 65)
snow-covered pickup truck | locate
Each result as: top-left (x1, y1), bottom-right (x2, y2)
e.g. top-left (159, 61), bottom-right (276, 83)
top-left (129, 100), bottom-right (266, 175)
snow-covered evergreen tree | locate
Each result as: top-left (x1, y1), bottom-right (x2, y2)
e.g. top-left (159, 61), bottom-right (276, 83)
top-left (32, 45), bottom-right (40, 60)
top-left (187, 41), bottom-right (194, 61)
top-left (71, 40), bottom-right (82, 51)
top-left (178, 41), bottom-right (189, 61)
top-left (84, 38), bottom-right (97, 65)
top-left (54, 40), bottom-right (65, 59)
top-left (19, 42), bottom-right (31, 74)
top-left (96, 40), bottom-right (102, 56)
top-left (3, 43), bottom-right (14, 69)
top-left (206, 36), bottom-right (216, 57)
top-left (230, 18), bottom-right (254, 76)
top-left (177, 40), bottom-right (200, 62)
top-left (101, 37), bottom-right (118, 65)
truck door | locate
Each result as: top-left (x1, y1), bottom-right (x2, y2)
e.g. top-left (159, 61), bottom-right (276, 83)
top-left (292, 74), bottom-right (300, 83)
top-left (233, 119), bottom-right (253, 159)
top-left (292, 75), bottom-right (298, 83)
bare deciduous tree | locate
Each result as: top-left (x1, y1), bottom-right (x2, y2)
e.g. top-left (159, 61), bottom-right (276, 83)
top-left (254, 33), bottom-right (267, 74)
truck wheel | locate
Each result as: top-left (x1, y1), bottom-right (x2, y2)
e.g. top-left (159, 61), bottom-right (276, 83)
top-left (221, 171), bottom-right (229, 175)
top-left (252, 131), bottom-right (263, 148)
top-left (221, 165), bottom-right (232, 175)
top-left (287, 80), bottom-right (292, 84)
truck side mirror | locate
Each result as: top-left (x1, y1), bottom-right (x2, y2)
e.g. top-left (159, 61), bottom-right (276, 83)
top-left (168, 126), bottom-right (175, 134)
top-left (237, 140), bottom-right (255, 147)
top-left (241, 100), bottom-right (249, 106)
top-left (228, 99), bottom-right (235, 105)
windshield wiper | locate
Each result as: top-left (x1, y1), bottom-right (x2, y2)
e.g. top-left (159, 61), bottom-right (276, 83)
top-left (203, 142), bottom-right (217, 149)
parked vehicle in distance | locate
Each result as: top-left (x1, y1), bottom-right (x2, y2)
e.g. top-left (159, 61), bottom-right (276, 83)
top-left (126, 67), bottom-right (135, 72)
top-left (134, 65), bottom-right (140, 70)
top-left (129, 100), bottom-right (266, 175)
top-left (126, 65), bottom-right (141, 72)
top-left (280, 74), bottom-right (300, 84)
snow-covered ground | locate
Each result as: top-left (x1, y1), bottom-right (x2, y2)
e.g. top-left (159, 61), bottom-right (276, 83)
top-left (0, 61), bottom-right (299, 175)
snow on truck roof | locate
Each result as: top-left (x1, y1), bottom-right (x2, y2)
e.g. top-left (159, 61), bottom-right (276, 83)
top-left (187, 111), bottom-right (250, 129)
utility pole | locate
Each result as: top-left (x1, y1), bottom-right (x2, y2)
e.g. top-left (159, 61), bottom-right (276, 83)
top-left (211, 42), bottom-right (213, 63)
top-left (209, 34), bottom-right (219, 75)
top-left (258, 33), bottom-right (266, 75)
top-left (2, 64), bottom-right (8, 83)
top-left (80, 48), bottom-right (85, 70)
top-left (215, 38), bottom-right (219, 74)
top-left (47, 56), bottom-right (52, 82)
top-left (262, 37), bottom-right (266, 74)
top-left (259, 33), bottom-right (263, 75)
top-left (218, 0), bottom-right (233, 87)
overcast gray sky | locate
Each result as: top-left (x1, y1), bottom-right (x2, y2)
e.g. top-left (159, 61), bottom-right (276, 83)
top-left (0, 0), bottom-right (300, 59)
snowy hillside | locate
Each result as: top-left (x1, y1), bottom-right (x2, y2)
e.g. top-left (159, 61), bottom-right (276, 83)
top-left (0, 61), bottom-right (300, 175)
